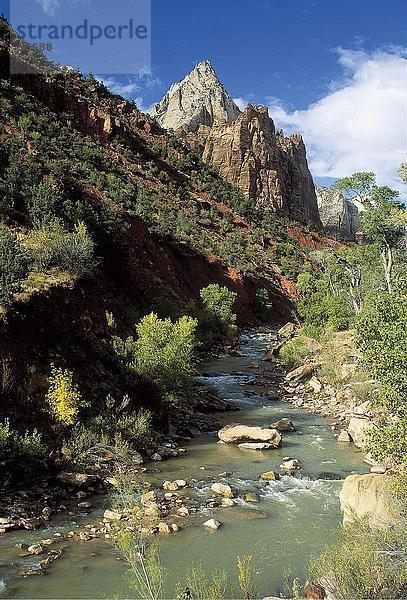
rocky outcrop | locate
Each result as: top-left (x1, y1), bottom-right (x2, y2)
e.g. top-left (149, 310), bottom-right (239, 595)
top-left (149, 63), bottom-right (321, 227)
top-left (200, 105), bottom-right (321, 226)
top-left (316, 187), bottom-right (360, 240)
top-left (148, 60), bottom-right (240, 133)
top-left (340, 473), bottom-right (393, 526)
top-left (347, 416), bottom-right (376, 449)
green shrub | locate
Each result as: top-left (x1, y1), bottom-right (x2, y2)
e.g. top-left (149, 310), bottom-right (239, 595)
top-left (309, 515), bottom-right (407, 599)
top-left (200, 284), bottom-right (237, 326)
top-left (25, 220), bottom-right (96, 277)
top-left (0, 420), bottom-right (48, 484)
top-left (133, 313), bottom-right (197, 397)
top-left (279, 337), bottom-right (313, 370)
top-left (46, 365), bottom-right (82, 425)
top-left (0, 227), bottom-right (28, 307)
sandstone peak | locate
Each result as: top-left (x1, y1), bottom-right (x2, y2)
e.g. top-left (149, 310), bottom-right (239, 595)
top-left (148, 60), bottom-right (241, 133)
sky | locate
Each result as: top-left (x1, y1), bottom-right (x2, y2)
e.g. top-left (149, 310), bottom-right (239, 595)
top-left (3, 0), bottom-right (407, 195)
top-left (110, 0), bottom-right (407, 196)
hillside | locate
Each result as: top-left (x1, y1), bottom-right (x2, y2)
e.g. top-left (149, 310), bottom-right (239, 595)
top-left (0, 20), bottom-right (340, 486)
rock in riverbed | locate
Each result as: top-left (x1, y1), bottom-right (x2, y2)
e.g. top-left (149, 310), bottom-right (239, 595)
top-left (244, 492), bottom-right (260, 503)
top-left (260, 471), bottom-right (280, 481)
top-left (337, 430), bottom-right (351, 443)
top-left (218, 424), bottom-right (282, 447)
top-left (211, 482), bottom-right (235, 498)
top-left (270, 418), bottom-right (295, 432)
top-left (280, 457), bottom-right (300, 471)
top-left (203, 518), bottom-right (221, 530)
top-left (27, 543), bottom-right (44, 555)
top-left (238, 442), bottom-right (276, 450)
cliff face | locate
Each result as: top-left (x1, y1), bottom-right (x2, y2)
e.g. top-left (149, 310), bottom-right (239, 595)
top-left (316, 186), bottom-right (360, 240)
top-left (149, 63), bottom-right (321, 228)
top-left (200, 105), bottom-right (321, 226)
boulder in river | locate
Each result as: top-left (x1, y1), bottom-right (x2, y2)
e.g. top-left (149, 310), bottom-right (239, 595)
top-left (203, 518), bottom-right (221, 530)
top-left (158, 522), bottom-right (171, 534)
top-left (280, 457), bottom-right (300, 471)
top-left (337, 430), bottom-right (351, 443)
top-left (260, 470), bottom-right (280, 481)
top-left (27, 543), bottom-right (44, 555)
top-left (278, 322), bottom-right (297, 338)
top-left (238, 442), bottom-right (276, 450)
top-left (57, 472), bottom-right (99, 488)
top-left (271, 418), bottom-right (296, 432)
top-left (244, 492), bottom-right (260, 503)
top-left (221, 497), bottom-right (235, 507)
top-left (162, 481), bottom-right (179, 491)
top-left (210, 482), bottom-right (235, 498)
top-left (218, 424), bottom-right (282, 447)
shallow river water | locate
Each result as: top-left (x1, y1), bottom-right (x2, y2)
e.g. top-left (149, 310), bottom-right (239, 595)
top-left (0, 330), bottom-right (367, 598)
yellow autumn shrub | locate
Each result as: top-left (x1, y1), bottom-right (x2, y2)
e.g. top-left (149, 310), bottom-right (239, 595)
top-left (46, 366), bottom-right (81, 425)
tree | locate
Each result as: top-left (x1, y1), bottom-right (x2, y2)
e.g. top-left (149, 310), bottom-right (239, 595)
top-left (133, 313), bottom-right (197, 397)
top-left (0, 227), bottom-right (27, 307)
top-left (399, 163), bottom-right (407, 183)
top-left (332, 171), bottom-right (376, 205)
top-left (200, 284), bottom-right (237, 328)
top-left (360, 187), bottom-right (406, 292)
top-left (357, 274), bottom-right (407, 470)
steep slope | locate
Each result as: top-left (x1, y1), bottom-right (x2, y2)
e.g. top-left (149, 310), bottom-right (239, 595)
top-left (316, 186), bottom-right (360, 240)
top-left (149, 62), bottom-right (321, 228)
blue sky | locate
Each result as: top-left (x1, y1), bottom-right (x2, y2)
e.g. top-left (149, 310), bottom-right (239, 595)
top-left (3, 0), bottom-right (406, 194)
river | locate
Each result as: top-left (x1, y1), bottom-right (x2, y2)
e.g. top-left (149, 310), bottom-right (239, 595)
top-left (0, 329), bottom-right (367, 598)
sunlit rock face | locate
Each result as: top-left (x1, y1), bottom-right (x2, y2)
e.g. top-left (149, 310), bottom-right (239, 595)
top-left (149, 62), bottom-right (321, 228)
top-left (316, 186), bottom-right (360, 240)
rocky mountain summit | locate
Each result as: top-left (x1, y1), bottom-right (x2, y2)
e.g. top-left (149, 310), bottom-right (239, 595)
top-left (316, 186), bottom-right (360, 240)
top-left (149, 62), bottom-right (321, 227)
top-left (148, 60), bottom-right (241, 133)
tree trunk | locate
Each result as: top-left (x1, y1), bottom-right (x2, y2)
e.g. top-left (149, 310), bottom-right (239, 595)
top-left (381, 242), bottom-right (393, 293)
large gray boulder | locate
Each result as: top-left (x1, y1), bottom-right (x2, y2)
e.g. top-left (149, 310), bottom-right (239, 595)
top-left (339, 473), bottom-right (393, 526)
top-left (218, 424), bottom-right (282, 447)
top-left (347, 417), bottom-right (376, 449)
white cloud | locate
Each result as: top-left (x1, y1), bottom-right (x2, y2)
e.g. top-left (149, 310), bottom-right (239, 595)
top-left (268, 48), bottom-right (407, 194)
top-left (35, 0), bottom-right (60, 15)
top-left (96, 77), bottom-right (150, 112)
top-left (233, 97), bottom-right (249, 111)
top-left (98, 77), bottom-right (140, 98)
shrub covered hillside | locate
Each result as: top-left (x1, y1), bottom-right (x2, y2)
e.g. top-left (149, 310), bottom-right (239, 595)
top-left (0, 21), bottom-right (338, 486)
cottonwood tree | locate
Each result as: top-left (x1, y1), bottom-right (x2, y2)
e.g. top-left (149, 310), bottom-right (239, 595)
top-left (332, 171), bottom-right (376, 205)
top-left (360, 186), bottom-right (406, 293)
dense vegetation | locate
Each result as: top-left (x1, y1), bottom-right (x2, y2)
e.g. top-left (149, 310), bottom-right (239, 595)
top-left (291, 171), bottom-right (407, 599)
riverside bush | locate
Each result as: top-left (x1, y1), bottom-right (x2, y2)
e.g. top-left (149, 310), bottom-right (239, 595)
top-left (46, 366), bottom-right (82, 425)
top-left (279, 337), bottom-right (313, 370)
top-left (0, 227), bottom-right (27, 307)
top-left (133, 313), bottom-right (197, 397)
top-left (0, 420), bottom-right (47, 483)
top-left (199, 284), bottom-right (237, 346)
top-left (310, 514), bottom-right (407, 599)
top-left (25, 220), bottom-right (96, 277)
